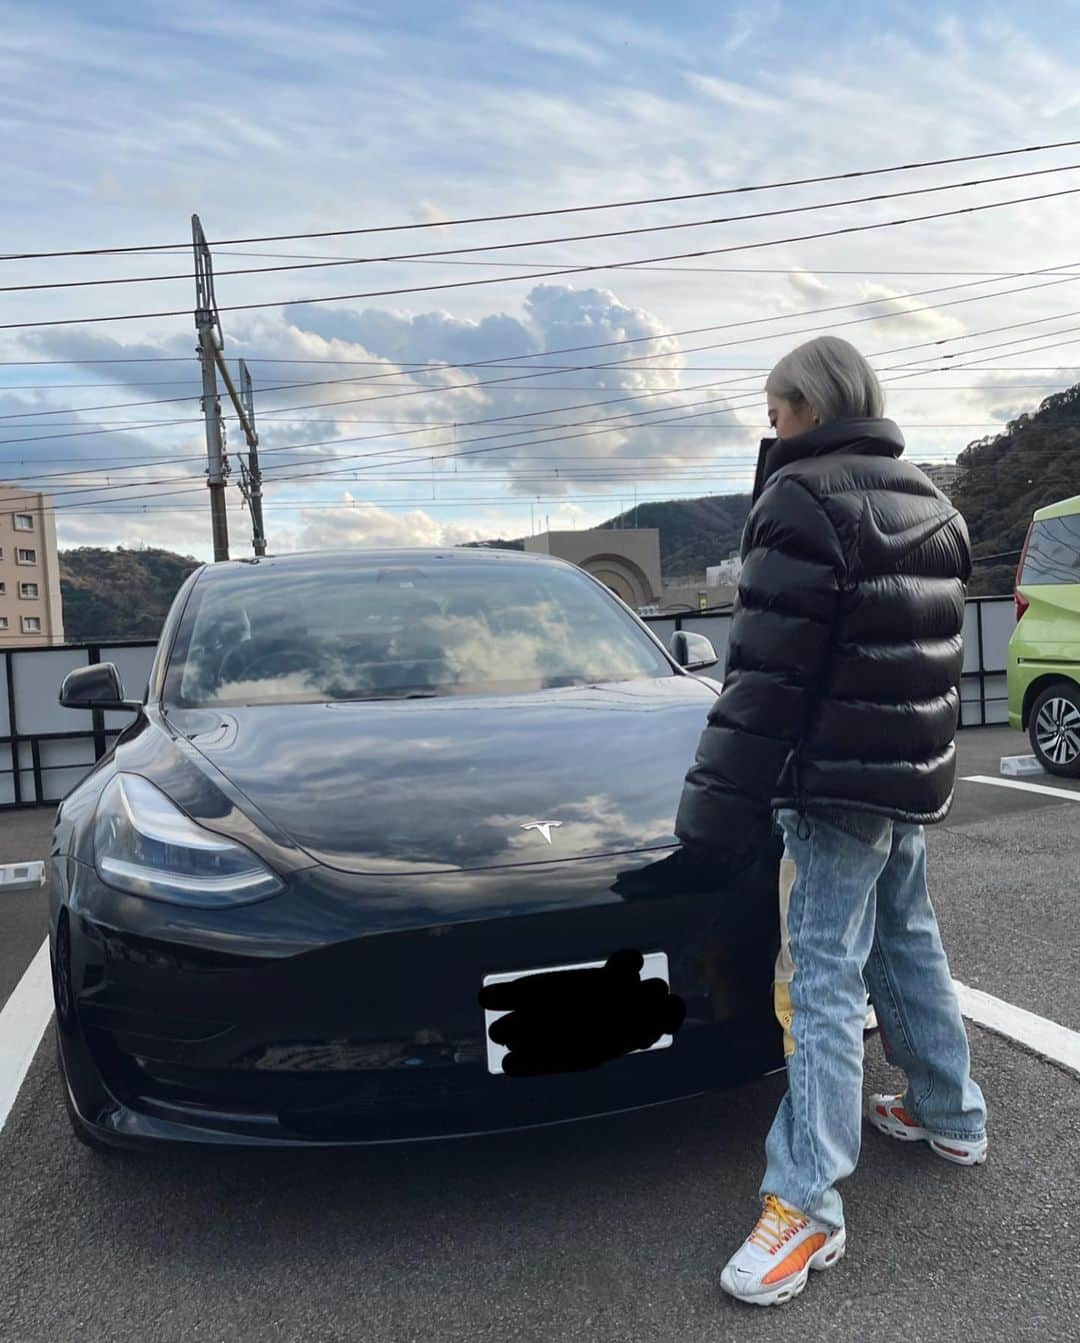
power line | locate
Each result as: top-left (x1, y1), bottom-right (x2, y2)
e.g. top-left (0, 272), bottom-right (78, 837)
top-left (0, 381), bottom-right (1071, 432)
top-left (4, 256), bottom-right (1080, 397)
top-left (0, 428), bottom-right (992, 491)
top-left (0, 369), bottom-right (992, 502)
top-left (2, 373), bottom-right (1075, 393)
top-left (1, 308), bottom-right (1077, 457)
top-left (143, 247), bottom-right (1080, 282)
top-left (1, 295), bottom-right (1076, 482)
top-left (0, 366), bottom-right (1015, 504)
top-left (0, 328), bottom-right (1075, 480)
top-left (0, 372), bottom-right (1057, 516)
top-left (8, 184), bottom-right (1080, 332)
top-left (6, 137), bottom-right (1080, 261)
top-left (12, 262), bottom-right (1079, 427)
top-left (9, 161), bottom-right (1080, 295)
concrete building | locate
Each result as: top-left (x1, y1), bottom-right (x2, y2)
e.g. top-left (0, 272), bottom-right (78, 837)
top-left (523, 527), bottom-right (737, 614)
top-left (0, 487), bottom-right (65, 646)
top-left (915, 462), bottom-right (960, 498)
top-left (646, 578), bottom-right (737, 615)
top-left (523, 528), bottom-right (663, 608)
top-left (706, 553), bottom-right (742, 587)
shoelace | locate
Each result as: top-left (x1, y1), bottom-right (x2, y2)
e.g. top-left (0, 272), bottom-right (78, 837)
top-left (748, 1195), bottom-right (807, 1253)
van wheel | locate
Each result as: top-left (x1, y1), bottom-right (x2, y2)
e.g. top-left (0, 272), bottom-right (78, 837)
top-left (1029, 683), bottom-right (1080, 777)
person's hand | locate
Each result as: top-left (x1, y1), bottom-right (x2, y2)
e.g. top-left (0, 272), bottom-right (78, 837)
top-left (477, 948), bottom-right (686, 1076)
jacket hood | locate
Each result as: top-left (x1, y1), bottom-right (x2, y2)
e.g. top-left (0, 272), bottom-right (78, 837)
top-left (751, 417), bottom-right (906, 504)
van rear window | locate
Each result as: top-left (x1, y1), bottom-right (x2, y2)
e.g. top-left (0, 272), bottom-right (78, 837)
top-left (1020, 515), bottom-right (1080, 585)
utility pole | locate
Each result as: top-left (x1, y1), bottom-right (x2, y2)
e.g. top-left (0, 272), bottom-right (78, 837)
top-left (192, 215), bottom-right (229, 562)
top-left (219, 356), bottom-right (267, 556)
top-left (193, 214), bottom-right (269, 559)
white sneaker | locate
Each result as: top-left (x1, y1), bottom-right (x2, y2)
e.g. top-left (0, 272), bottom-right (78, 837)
top-left (719, 1194), bottom-right (846, 1307)
top-left (865, 1093), bottom-right (987, 1165)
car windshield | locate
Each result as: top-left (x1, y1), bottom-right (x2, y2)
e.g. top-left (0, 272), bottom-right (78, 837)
top-left (165, 558), bottom-right (674, 707)
top-left (1020, 514), bottom-right (1080, 586)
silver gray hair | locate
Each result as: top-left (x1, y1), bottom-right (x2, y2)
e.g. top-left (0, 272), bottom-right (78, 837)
top-left (765, 335), bottom-right (885, 424)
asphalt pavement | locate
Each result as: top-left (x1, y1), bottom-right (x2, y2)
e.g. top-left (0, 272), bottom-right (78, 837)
top-left (1, 725), bottom-right (1077, 1342)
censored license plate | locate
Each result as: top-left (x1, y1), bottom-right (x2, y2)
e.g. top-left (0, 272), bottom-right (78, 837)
top-left (482, 950), bottom-right (672, 1075)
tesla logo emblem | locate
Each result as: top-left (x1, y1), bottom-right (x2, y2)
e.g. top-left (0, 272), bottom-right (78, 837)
top-left (521, 821), bottom-right (563, 844)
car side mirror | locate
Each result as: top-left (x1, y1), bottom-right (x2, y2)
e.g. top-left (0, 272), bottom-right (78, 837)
top-left (670, 630), bottom-right (719, 671)
top-left (59, 662), bottom-right (143, 713)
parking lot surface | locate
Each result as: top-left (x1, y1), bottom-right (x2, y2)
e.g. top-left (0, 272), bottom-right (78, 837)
top-left (1, 726), bottom-right (1077, 1342)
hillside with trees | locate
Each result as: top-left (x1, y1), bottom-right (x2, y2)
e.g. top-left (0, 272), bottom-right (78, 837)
top-left (60, 546), bottom-right (201, 642)
top-left (465, 494), bottom-right (752, 580)
top-left (595, 494), bottom-right (751, 578)
top-left (950, 382), bottom-right (1080, 595)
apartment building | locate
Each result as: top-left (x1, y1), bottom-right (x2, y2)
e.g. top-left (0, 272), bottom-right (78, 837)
top-left (0, 487), bottom-right (65, 646)
top-left (915, 461), bottom-right (960, 499)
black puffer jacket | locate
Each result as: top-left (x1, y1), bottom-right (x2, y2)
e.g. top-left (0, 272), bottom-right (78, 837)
top-left (675, 417), bottom-right (971, 851)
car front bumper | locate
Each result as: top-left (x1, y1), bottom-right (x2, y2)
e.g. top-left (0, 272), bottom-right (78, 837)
top-left (52, 846), bottom-right (784, 1147)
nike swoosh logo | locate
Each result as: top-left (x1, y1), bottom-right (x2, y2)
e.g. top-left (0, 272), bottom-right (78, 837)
top-left (858, 497), bottom-right (958, 570)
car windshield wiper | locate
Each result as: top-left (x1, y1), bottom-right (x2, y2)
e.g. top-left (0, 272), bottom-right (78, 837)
top-left (334, 691), bottom-right (441, 702)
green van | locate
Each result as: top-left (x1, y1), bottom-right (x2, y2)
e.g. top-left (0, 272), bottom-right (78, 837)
top-left (1007, 493), bottom-right (1080, 776)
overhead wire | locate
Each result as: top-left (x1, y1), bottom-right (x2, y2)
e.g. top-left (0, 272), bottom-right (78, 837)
top-left (8, 160), bottom-right (1080, 295)
top-left (0, 307), bottom-right (1077, 478)
top-left (0, 341), bottom-right (1061, 511)
top-left (7, 261), bottom-right (1080, 427)
top-left (0, 250), bottom-right (1075, 503)
top-left (7, 183), bottom-right (1080, 331)
top-left (6, 136), bottom-right (1080, 261)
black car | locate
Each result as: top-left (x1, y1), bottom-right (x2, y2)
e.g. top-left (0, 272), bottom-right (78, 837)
top-left (49, 548), bottom-right (784, 1149)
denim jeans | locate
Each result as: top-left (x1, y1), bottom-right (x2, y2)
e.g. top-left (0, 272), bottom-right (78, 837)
top-left (759, 806), bottom-right (987, 1229)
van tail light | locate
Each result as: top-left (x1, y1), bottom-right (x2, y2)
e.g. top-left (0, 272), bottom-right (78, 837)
top-left (1014, 521), bottom-right (1034, 622)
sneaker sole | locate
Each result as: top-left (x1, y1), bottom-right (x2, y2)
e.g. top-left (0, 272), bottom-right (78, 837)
top-left (720, 1228), bottom-right (846, 1307)
top-left (866, 1109), bottom-right (987, 1166)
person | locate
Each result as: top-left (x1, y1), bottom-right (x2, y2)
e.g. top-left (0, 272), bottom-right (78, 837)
top-left (674, 334), bottom-right (987, 1308)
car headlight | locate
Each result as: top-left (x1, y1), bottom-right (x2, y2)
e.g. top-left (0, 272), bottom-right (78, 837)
top-left (93, 773), bottom-right (283, 907)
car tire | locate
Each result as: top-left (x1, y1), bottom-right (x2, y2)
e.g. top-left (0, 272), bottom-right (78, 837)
top-left (1028, 683), bottom-right (1080, 777)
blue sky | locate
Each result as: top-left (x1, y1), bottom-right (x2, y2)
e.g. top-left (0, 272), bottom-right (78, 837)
top-left (3, 0), bottom-right (1080, 558)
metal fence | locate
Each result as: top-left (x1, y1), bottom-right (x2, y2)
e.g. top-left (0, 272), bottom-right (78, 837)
top-left (0, 641), bottom-right (157, 809)
top-left (0, 596), bottom-right (1016, 809)
top-left (642, 593), bottom-right (1015, 731)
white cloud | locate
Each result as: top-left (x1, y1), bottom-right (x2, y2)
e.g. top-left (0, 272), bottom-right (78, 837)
top-left (684, 72), bottom-right (784, 114)
top-left (788, 268), bottom-right (829, 300)
top-left (851, 283), bottom-right (969, 341)
top-left (463, 4), bottom-right (607, 66)
top-left (295, 497), bottom-right (485, 551)
top-left (5, 1), bottom-right (1080, 562)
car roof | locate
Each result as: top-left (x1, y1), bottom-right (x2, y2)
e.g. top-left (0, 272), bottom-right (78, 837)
top-left (1033, 494), bottom-right (1080, 523)
top-left (195, 547), bottom-right (573, 580)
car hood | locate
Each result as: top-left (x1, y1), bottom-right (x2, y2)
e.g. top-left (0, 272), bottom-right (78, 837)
top-left (165, 677), bottom-right (718, 875)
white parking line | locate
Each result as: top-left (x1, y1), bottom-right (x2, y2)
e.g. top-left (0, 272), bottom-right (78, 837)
top-left (962, 774), bottom-right (1080, 802)
top-left (0, 938), bottom-right (53, 1134)
top-left (954, 980), bottom-right (1080, 1077)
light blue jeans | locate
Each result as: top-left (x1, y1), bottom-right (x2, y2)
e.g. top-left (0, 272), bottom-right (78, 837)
top-left (760, 807), bottom-right (987, 1230)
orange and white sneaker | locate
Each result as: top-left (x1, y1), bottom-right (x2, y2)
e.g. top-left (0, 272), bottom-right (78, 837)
top-left (719, 1194), bottom-right (846, 1307)
top-left (865, 1093), bottom-right (987, 1165)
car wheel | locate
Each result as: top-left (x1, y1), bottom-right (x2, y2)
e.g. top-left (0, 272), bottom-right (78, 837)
top-left (1029, 683), bottom-right (1080, 777)
top-left (52, 915), bottom-right (75, 1034)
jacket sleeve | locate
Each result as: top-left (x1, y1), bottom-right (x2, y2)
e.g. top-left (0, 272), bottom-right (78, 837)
top-left (675, 475), bottom-right (848, 853)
